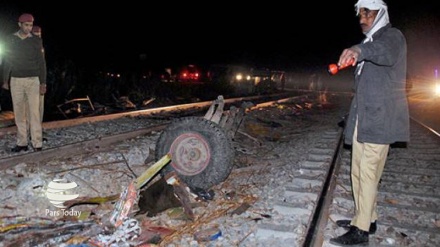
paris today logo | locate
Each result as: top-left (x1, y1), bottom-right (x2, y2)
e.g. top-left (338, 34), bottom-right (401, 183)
top-left (45, 179), bottom-right (79, 208)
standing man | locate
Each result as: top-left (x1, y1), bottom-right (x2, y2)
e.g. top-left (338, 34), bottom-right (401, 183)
top-left (2, 13), bottom-right (47, 152)
top-left (31, 25), bottom-right (46, 124)
top-left (330, 0), bottom-right (409, 246)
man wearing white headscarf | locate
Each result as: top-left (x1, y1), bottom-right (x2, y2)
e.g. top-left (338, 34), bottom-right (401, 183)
top-left (330, 0), bottom-right (409, 246)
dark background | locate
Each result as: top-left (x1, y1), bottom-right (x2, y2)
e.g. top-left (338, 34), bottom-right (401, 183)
top-left (1, 1), bottom-right (438, 77)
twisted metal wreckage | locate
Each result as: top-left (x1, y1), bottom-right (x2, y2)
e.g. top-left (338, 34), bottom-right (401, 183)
top-left (1, 95), bottom-right (254, 246)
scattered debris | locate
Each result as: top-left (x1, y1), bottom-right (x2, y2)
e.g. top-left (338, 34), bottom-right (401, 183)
top-left (57, 96), bottom-right (95, 119)
top-left (110, 154), bottom-right (171, 227)
top-left (193, 225), bottom-right (222, 242)
top-left (113, 95), bottom-right (137, 110)
top-left (190, 187), bottom-right (215, 201)
top-left (230, 202), bottom-right (251, 216)
top-left (142, 98), bottom-right (156, 107)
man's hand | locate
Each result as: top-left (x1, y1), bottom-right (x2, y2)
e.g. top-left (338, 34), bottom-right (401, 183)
top-left (2, 82), bottom-right (9, 90)
top-left (338, 46), bottom-right (362, 67)
top-left (40, 84), bottom-right (47, 95)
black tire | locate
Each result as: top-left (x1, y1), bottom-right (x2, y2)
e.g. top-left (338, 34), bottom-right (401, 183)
top-left (155, 117), bottom-right (235, 190)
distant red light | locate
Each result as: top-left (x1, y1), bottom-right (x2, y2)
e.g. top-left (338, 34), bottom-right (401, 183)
top-left (177, 65), bottom-right (201, 83)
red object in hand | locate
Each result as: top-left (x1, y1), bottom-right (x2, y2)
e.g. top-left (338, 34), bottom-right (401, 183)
top-left (328, 59), bottom-right (354, 75)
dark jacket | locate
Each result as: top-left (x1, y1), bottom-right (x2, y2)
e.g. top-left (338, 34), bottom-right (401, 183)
top-left (3, 32), bottom-right (46, 85)
top-left (344, 24), bottom-right (410, 145)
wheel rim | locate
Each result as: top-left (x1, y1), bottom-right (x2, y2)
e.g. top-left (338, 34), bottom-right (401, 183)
top-left (169, 132), bottom-right (211, 176)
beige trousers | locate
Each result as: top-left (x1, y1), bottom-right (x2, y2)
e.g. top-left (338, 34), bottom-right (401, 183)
top-left (26, 94), bottom-right (45, 134)
top-left (40, 94), bottom-right (44, 122)
top-left (350, 120), bottom-right (389, 232)
top-left (10, 77), bottom-right (43, 148)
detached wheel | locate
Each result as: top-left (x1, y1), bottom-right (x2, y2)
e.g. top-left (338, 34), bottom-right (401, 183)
top-left (155, 117), bottom-right (235, 190)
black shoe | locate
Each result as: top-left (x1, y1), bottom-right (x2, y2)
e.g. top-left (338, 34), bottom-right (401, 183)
top-left (336, 220), bottom-right (377, 234)
top-left (34, 147), bottom-right (42, 151)
top-left (11, 145), bottom-right (28, 152)
top-left (330, 226), bottom-right (369, 246)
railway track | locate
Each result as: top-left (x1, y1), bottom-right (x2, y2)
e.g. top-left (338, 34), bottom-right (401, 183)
top-left (317, 118), bottom-right (440, 247)
top-left (1, 92), bottom-right (439, 246)
top-left (228, 128), bottom-right (344, 246)
top-left (0, 93), bottom-right (304, 162)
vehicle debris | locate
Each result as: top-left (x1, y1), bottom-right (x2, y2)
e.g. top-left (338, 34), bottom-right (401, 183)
top-left (57, 96), bottom-right (96, 119)
top-left (110, 154), bottom-right (171, 227)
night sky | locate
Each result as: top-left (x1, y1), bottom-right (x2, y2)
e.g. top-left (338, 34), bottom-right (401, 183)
top-left (1, 1), bottom-right (439, 78)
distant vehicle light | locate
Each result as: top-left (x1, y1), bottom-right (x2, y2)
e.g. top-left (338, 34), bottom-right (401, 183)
top-left (236, 74), bottom-right (243, 81)
top-left (177, 64), bottom-right (201, 83)
top-left (246, 75), bottom-right (251, 81)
